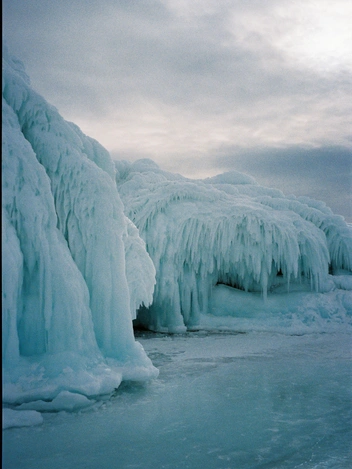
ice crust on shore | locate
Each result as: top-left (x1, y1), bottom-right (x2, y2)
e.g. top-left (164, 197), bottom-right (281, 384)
top-left (2, 47), bottom-right (157, 419)
top-left (115, 159), bottom-right (352, 332)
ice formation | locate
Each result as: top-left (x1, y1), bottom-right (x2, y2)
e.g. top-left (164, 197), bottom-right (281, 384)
top-left (115, 159), bottom-right (352, 332)
top-left (2, 44), bottom-right (352, 429)
top-left (2, 47), bottom-right (157, 418)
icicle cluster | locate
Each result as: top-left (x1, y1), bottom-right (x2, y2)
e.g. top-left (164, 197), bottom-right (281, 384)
top-left (2, 47), bottom-right (157, 408)
top-left (116, 159), bottom-right (352, 332)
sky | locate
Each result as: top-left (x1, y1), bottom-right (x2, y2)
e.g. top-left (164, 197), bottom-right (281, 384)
top-left (3, 0), bottom-right (352, 221)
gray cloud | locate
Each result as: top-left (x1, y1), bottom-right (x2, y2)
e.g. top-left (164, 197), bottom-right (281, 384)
top-left (3, 0), bottom-right (352, 220)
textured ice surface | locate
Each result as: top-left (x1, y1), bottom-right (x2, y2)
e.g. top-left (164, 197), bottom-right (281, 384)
top-left (116, 159), bottom-right (352, 332)
top-left (3, 332), bottom-right (352, 468)
top-left (203, 282), bottom-right (352, 335)
top-left (2, 47), bottom-right (157, 413)
top-left (16, 391), bottom-right (95, 413)
top-left (3, 409), bottom-right (43, 430)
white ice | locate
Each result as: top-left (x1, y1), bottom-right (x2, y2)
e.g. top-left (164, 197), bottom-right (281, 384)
top-left (115, 159), bottom-right (352, 333)
top-left (3, 409), bottom-right (43, 430)
top-left (2, 46), bottom-right (157, 415)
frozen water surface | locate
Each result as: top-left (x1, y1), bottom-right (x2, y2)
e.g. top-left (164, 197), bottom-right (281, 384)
top-left (3, 331), bottom-right (351, 469)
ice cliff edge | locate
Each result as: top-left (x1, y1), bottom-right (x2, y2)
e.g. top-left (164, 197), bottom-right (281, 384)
top-left (2, 46), bottom-right (158, 414)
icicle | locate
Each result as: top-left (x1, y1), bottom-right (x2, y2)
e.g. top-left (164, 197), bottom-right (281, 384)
top-left (116, 159), bottom-right (350, 332)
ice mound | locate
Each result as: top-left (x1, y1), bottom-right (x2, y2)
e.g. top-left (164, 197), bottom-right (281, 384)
top-left (2, 46), bottom-right (158, 420)
top-left (3, 408), bottom-right (43, 430)
top-left (115, 160), bottom-right (352, 333)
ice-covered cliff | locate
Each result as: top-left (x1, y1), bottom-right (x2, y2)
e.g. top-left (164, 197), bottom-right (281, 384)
top-left (2, 47), bottom-right (157, 413)
top-left (115, 159), bottom-right (352, 333)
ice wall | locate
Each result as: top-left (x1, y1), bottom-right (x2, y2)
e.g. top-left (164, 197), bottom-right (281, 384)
top-left (2, 96), bottom-right (98, 358)
top-left (2, 47), bottom-right (157, 411)
top-left (116, 159), bottom-right (352, 332)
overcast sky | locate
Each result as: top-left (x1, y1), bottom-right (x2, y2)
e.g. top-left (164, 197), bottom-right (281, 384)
top-left (3, 0), bottom-right (352, 221)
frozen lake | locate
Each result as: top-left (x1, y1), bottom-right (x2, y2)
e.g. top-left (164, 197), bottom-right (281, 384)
top-left (3, 331), bottom-right (352, 469)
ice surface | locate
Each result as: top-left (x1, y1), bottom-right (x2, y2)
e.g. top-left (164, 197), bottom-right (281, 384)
top-left (17, 391), bottom-right (95, 412)
top-left (3, 332), bottom-right (352, 468)
top-left (116, 159), bottom-right (352, 332)
top-left (2, 46), bottom-right (157, 414)
top-left (3, 409), bottom-right (43, 430)
top-left (205, 283), bottom-right (352, 334)
top-left (123, 216), bottom-right (156, 319)
top-left (2, 209), bottom-right (22, 363)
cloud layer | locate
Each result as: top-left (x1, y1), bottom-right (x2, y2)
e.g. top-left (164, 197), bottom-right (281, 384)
top-left (3, 0), bottom-right (352, 220)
